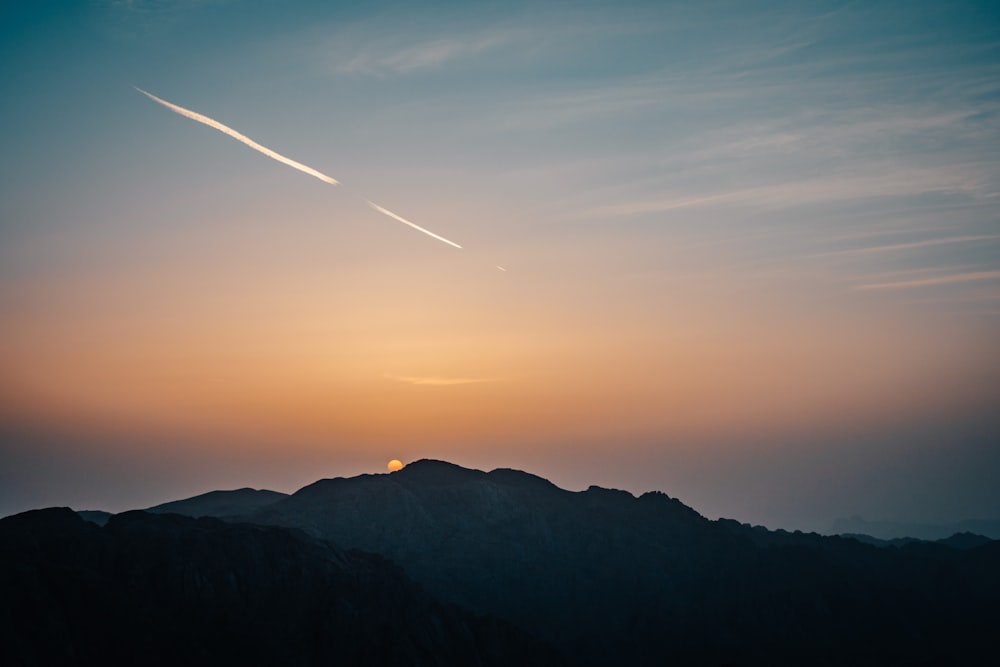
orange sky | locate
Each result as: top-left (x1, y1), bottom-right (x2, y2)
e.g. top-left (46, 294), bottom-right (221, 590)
top-left (3, 230), bottom-right (994, 455)
top-left (2, 0), bottom-right (998, 530)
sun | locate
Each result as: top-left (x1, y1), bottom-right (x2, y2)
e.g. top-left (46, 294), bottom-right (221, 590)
top-left (387, 459), bottom-right (404, 472)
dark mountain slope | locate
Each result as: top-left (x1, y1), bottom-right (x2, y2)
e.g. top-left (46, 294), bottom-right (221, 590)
top-left (146, 487), bottom-right (287, 518)
top-left (77, 509), bottom-right (112, 526)
top-left (249, 461), bottom-right (708, 652)
top-left (241, 459), bottom-right (1000, 666)
top-left (0, 507), bottom-right (564, 667)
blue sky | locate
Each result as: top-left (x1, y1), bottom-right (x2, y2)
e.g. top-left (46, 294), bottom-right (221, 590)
top-left (1, 0), bottom-right (998, 531)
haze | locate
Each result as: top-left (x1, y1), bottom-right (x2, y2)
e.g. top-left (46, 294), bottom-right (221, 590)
top-left (1, 0), bottom-right (998, 532)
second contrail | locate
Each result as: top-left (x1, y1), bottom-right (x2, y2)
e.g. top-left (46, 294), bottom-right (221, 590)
top-left (366, 201), bottom-right (461, 249)
top-left (135, 86), bottom-right (462, 249)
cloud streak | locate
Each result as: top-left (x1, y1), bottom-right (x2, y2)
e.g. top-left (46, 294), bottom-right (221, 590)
top-left (325, 12), bottom-right (651, 78)
top-left (821, 235), bottom-right (1000, 257)
top-left (858, 270), bottom-right (1000, 290)
top-left (337, 32), bottom-right (514, 76)
top-left (135, 87), bottom-right (338, 185)
top-left (389, 375), bottom-right (501, 386)
top-left (581, 165), bottom-right (992, 219)
top-left (135, 87), bottom-right (462, 249)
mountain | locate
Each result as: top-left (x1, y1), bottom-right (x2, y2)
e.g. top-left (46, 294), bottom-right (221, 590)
top-left (146, 487), bottom-right (288, 518)
top-left (76, 509), bottom-right (112, 526)
top-left (6, 461), bottom-right (1000, 665)
top-left (832, 515), bottom-right (1000, 540)
top-left (222, 459), bottom-right (1000, 666)
top-left (840, 531), bottom-right (996, 549)
top-left (0, 507), bottom-right (563, 666)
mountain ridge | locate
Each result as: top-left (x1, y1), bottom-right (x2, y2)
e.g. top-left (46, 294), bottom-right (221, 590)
top-left (11, 460), bottom-right (998, 665)
top-left (832, 514), bottom-right (1000, 540)
top-left (225, 460), bottom-right (998, 665)
top-left (147, 487), bottom-right (289, 518)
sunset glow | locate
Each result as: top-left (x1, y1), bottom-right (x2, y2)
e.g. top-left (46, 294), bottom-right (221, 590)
top-left (1, 0), bottom-right (998, 532)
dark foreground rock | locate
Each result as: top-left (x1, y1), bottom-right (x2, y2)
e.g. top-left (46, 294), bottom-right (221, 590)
top-left (0, 507), bottom-right (564, 667)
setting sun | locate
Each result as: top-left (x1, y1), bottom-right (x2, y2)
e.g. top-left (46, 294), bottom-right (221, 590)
top-left (387, 459), bottom-right (404, 472)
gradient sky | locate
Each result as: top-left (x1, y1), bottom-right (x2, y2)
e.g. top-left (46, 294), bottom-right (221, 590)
top-left (2, 0), bottom-right (998, 532)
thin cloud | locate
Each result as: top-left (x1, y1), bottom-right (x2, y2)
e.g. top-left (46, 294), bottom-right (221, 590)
top-left (102, 0), bottom-right (229, 9)
top-left (94, 0), bottom-right (235, 42)
top-left (819, 235), bottom-right (1000, 257)
top-left (389, 375), bottom-right (502, 386)
top-left (582, 191), bottom-right (747, 218)
top-left (322, 9), bottom-right (660, 78)
top-left (337, 32), bottom-right (516, 76)
top-left (858, 270), bottom-right (1000, 290)
top-left (581, 166), bottom-right (992, 219)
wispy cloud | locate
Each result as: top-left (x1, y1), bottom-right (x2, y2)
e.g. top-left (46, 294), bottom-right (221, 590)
top-left (336, 31), bottom-right (517, 76)
top-left (858, 271), bottom-right (1000, 290)
top-left (389, 375), bottom-right (502, 386)
top-left (319, 8), bottom-right (655, 78)
top-left (93, 0), bottom-right (234, 41)
top-left (818, 235), bottom-right (1000, 257)
top-left (580, 165), bottom-right (992, 219)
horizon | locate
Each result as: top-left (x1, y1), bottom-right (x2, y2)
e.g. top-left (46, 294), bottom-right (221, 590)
top-left (2, 0), bottom-right (999, 534)
top-left (8, 456), bottom-right (1000, 539)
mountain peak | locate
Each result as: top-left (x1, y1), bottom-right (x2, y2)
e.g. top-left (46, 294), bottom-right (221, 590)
top-left (487, 467), bottom-right (560, 491)
top-left (394, 459), bottom-right (487, 484)
top-left (147, 487), bottom-right (288, 518)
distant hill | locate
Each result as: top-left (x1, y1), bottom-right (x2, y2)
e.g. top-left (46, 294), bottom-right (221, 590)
top-left (0, 507), bottom-right (562, 666)
top-left (841, 531), bottom-right (996, 550)
top-left (832, 515), bottom-right (1000, 540)
top-left (146, 487), bottom-right (287, 518)
top-left (76, 509), bottom-right (112, 526)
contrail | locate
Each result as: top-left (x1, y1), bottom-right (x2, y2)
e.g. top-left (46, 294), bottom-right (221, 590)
top-left (135, 87), bottom-right (464, 249)
top-left (366, 200), bottom-right (461, 249)
top-left (135, 87), bottom-right (338, 185)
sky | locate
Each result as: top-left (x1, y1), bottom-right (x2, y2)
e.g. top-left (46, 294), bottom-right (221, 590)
top-left (1, 0), bottom-right (998, 532)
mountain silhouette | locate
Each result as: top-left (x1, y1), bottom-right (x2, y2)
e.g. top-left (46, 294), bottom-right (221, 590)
top-left (832, 514), bottom-right (1000, 540)
top-left (839, 530), bottom-right (996, 549)
top-left (77, 509), bottom-right (112, 526)
top-left (226, 459), bottom-right (999, 665)
top-left (5, 460), bottom-right (999, 665)
top-left (147, 487), bottom-right (288, 518)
